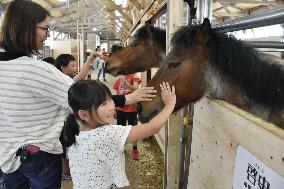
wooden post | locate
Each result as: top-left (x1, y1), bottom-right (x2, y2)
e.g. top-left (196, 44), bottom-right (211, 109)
top-left (165, 0), bottom-right (186, 188)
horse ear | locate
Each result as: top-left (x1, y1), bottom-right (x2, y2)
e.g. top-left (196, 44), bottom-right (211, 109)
top-left (200, 18), bottom-right (211, 32)
top-left (145, 22), bottom-right (154, 39)
top-left (195, 18), bottom-right (211, 44)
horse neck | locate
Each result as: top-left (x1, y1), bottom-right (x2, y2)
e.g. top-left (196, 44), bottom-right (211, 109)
top-left (204, 62), bottom-right (272, 121)
top-left (205, 62), bottom-right (250, 108)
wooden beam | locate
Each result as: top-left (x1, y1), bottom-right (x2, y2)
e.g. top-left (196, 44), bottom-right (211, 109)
top-left (106, 11), bottom-right (131, 30)
top-left (220, 3), bottom-right (231, 14)
top-left (123, 0), bottom-right (156, 41)
top-left (217, 0), bottom-right (284, 5)
top-left (94, 0), bottom-right (131, 32)
top-left (213, 11), bottom-right (246, 17)
top-left (129, 0), bottom-right (141, 10)
top-left (166, 0), bottom-right (185, 188)
top-left (109, 21), bottom-right (128, 36)
top-left (213, 6), bottom-right (224, 12)
top-left (52, 10), bottom-right (77, 20)
top-left (106, 26), bottom-right (125, 38)
top-left (106, 0), bottom-right (133, 25)
top-left (50, 0), bottom-right (78, 11)
top-left (227, 3), bottom-right (244, 11)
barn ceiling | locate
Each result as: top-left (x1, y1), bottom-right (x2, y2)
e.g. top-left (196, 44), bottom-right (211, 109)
top-left (0, 0), bottom-right (283, 41)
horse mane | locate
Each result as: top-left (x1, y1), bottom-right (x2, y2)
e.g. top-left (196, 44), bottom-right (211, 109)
top-left (134, 25), bottom-right (166, 50)
top-left (171, 25), bottom-right (284, 108)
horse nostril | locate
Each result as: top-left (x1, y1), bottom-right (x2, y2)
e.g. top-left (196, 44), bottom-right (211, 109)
top-left (137, 103), bottom-right (142, 114)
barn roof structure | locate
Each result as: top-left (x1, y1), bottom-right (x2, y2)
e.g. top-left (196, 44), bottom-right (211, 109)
top-left (0, 0), bottom-right (283, 41)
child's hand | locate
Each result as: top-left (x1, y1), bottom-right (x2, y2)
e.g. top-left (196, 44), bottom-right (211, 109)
top-left (160, 82), bottom-right (176, 107)
top-left (88, 51), bottom-right (98, 61)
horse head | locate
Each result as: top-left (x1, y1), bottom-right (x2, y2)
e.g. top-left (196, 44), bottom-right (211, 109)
top-left (138, 19), bottom-right (212, 123)
top-left (138, 18), bottom-right (284, 129)
top-left (105, 23), bottom-right (166, 76)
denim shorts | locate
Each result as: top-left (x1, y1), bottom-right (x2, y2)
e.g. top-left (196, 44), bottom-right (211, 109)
top-left (0, 169), bottom-right (4, 189)
top-left (3, 151), bottom-right (62, 189)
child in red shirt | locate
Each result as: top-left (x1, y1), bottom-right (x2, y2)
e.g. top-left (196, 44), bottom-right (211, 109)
top-left (113, 74), bottom-right (141, 160)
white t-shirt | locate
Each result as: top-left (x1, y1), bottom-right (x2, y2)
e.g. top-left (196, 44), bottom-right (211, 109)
top-left (68, 124), bottom-right (132, 189)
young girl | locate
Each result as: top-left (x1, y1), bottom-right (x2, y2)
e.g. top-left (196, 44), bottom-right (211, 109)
top-left (113, 74), bottom-right (141, 160)
top-left (63, 80), bottom-right (176, 189)
top-left (55, 52), bottom-right (97, 180)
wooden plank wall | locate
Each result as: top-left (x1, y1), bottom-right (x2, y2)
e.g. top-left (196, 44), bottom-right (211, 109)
top-left (187, 97), bottom-right (284, 189)
top-left (165, 0), bottom-right (186, 188)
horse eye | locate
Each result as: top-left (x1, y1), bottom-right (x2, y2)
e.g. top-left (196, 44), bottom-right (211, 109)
top-left (131, 42), bottom-right (137, 47)
top-left (168, 63), bottom-right (181, 69)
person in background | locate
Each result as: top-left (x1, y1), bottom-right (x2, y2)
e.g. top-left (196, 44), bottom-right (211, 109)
top-left (95, 46), bottom-right (107, 82)
top-left (62, 80), bottom-right (176, 189)
top-left (101, 48), bottom-right (108, 57)
top-left (42, 57), bottom-right (55, 65)
top-left (55, 53), bottom-right (96, 81)
top-left (113, 74), bottom-right (141, 160)
top-left (85, 49), bottom-right (93, 79)
top-left (0, 1), bottom-right (156, 188)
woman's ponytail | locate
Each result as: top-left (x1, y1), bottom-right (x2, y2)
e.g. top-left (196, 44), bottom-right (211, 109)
top-left (61, 113), bottom-right (80, 147)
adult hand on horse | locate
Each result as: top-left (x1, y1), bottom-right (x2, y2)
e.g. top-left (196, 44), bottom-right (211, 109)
top-left (124, 87), bottom-right (157, 105)
top-left (160, 82), bottom-right (176, 107)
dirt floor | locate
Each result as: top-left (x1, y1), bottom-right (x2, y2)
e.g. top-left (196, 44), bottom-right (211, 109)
top-left (122, 138), bottom-right (164, 189)
top-left (61, 138), bottom-right (164, 189)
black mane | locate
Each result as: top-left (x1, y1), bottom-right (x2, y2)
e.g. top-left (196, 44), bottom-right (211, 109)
top-left (171, 25), bottom-right (284, 108)
top-left (134, 25), bottom-right (166, 50)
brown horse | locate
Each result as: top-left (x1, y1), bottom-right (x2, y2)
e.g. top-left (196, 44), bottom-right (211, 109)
top-left (105, 23), bottom-right (166, 76)
top-left (138, 18), bottom-right (284, 129)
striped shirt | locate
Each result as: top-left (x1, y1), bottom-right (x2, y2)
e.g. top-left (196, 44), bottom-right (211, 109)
top-left (0, 56), bottom-right (74, 173)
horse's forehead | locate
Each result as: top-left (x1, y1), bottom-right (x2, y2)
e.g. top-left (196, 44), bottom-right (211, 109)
top-left (167, 48), bottom-right (194, 58)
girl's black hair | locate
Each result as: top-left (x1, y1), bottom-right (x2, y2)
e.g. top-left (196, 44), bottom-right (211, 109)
top-left (55, 54), bottom-right (76, 72)
top-left (62, 80), bottom-right (112, 147)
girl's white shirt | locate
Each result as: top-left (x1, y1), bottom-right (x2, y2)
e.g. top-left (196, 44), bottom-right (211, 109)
top-left (68, 124), bottom-right (132, 189)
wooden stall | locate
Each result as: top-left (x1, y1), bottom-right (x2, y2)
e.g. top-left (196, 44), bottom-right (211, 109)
top-left (184, 0), bottom-right (284, 187)
top-left (187, 97), bottom-right (284, 188)
top-left (160, 1), bottom-right (284, 189)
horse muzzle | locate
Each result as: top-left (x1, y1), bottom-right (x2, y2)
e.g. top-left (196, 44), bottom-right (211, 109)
top-left (137, 102), bottom-right (161, 123)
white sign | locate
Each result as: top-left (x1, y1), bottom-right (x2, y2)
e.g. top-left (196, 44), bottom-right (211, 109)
top-left (233, 145), bottom-right (284, 189)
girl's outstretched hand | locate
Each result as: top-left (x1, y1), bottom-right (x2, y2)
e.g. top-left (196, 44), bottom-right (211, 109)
top-left (160, 82), bottom-right (176, 107)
